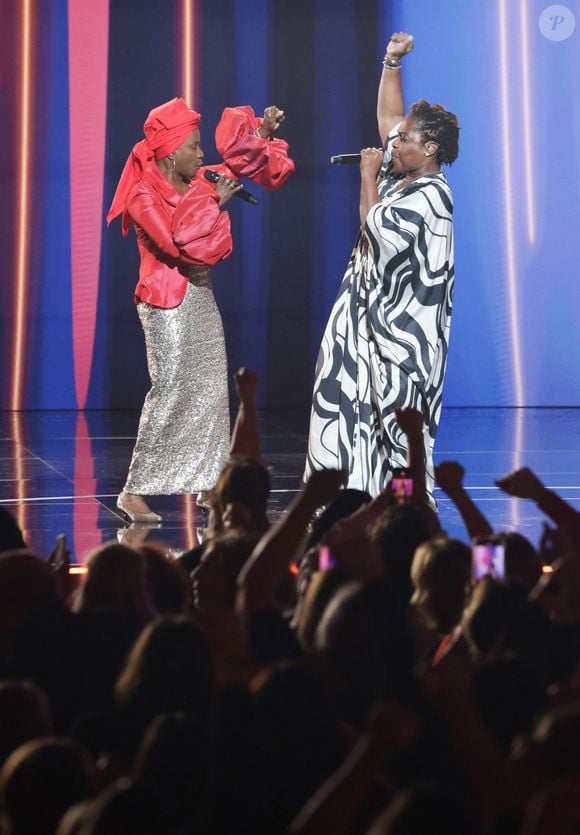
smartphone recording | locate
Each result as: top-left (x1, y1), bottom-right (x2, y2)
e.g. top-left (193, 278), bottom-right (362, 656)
top-left (389, 468), bottom-right (413, 502)
top-left (471, 540), bottom-right (506, 582)
top-left (318, 545), bottom-right (336, 571)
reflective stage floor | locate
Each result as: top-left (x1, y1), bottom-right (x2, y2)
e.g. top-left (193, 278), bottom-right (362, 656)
top-left (1, 408), bottom-right (580, 563)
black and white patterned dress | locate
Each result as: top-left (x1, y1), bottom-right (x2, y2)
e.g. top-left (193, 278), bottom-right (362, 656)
top-left (304, 164), bottom-right (454, 503)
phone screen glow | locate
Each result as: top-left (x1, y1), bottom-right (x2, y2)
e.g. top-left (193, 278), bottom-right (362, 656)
top-left (319, 546), bottom-right (336, 571)
top-left (472, 543), bottom-right (505, 581)
top-left (390, 477), bottom-right (413, 498)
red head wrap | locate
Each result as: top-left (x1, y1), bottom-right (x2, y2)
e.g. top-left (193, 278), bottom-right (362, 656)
top-left (106, 97), bottom-right (201, 234)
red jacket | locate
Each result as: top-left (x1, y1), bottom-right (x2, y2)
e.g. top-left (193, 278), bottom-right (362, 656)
top-left (127, 106), bottom-right (295, 309)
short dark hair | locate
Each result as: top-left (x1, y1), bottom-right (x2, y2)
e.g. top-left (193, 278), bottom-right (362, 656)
top-left (409, 98), bottom-right (460, 165)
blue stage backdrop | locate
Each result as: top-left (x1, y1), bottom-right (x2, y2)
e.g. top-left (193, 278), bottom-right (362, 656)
top-left (1, 0), bottom-right (579, 410)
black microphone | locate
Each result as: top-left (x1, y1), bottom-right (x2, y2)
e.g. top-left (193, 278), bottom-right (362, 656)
top-left (203, 169), bottom-right (259, 205)
top-left (329, 154), bottom-right (361, 165)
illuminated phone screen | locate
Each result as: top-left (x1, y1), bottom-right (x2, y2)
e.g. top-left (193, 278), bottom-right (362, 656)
top-left (390, 477), bottom-right (414, 499)
top-left (472, 543), bottom-right (505, 581)
top-left (319, 545), bottom-right (336, 571)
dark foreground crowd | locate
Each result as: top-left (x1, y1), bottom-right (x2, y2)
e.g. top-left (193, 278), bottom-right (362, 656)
top-left (2, 370), bottom-right (580, 835)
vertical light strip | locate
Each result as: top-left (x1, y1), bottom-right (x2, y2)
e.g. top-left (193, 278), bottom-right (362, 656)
top-left (182, 494), bottom-right (197, 551)
top-left (519, 0), bottom-right (535, 243)
top-left (510, 406), bottom-right (525, 528)
top-left (181, 0), bottom-right (197, 553)
top-left (11, 0), bottom-right (33, 410)
top-left (498, 0), bottom-right (525, 408)
top-left (182, 0), bottom-right (194, 105)
top-left (10, 412), bottom-right (27, 535)
top-left (73, 413), bottom-right (100, 562)
top-left (68, 0), bottom-right (110, 409)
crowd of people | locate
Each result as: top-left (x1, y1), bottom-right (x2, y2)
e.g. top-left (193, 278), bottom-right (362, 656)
top-left (2, 367), bottom-right (580, 835)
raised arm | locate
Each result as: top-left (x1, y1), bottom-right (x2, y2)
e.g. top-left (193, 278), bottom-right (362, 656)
top-left (395, 407), bottom-right (442, 535)
top-left (215, 105), bottom-right (295, 189)
top-left (229, 368), bottom-right (261, 459)
top-left (394, 407), bottom-right (427, 508)
top-left (377, 32), bottom-right (413, 146)
top-left (496, 467), bottom-right (580, 543)
top-left (236, 469), bottom-right (344, 615)
top-left (435, 462), bottom-right (494, 539)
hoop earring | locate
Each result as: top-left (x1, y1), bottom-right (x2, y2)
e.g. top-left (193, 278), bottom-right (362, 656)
top-left (169, 155), bottom-right (176, 171)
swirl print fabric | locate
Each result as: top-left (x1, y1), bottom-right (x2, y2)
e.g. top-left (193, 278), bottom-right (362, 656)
top-left (304, 171), bottom-right (454, 504)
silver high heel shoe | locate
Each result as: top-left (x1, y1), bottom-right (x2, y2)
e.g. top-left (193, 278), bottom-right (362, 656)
top-left (116, 492), bottom-right (162, 523)
top-left (195, 491), bottom-right (213, 510)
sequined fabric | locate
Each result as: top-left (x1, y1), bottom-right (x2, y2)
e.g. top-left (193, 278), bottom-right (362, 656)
top-left (124, 274), bottom-right (229, 494)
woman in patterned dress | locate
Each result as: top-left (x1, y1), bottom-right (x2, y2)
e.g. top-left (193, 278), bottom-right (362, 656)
top-left (305, 33), bottom-right (459, 505)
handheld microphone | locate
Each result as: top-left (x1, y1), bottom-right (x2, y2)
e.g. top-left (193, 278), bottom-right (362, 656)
top-left (330, 154), bottom-right (361, 165)
top-left (203, 169), bottom-right (259, 205)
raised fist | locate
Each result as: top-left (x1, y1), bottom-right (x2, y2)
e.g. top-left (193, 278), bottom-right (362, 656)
top-left (386, 32), bottom-right (414, 60)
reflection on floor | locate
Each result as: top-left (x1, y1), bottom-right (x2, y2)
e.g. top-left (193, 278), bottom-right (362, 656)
top-left (1, 408), bottom-right (579, 563)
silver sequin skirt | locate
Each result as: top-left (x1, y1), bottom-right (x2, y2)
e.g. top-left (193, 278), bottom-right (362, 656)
top-left (124, 269), bottom-right (230, 495)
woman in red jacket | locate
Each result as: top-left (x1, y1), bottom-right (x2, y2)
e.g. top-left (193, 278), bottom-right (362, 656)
top-left (107, 97), bottom-right (293, 522)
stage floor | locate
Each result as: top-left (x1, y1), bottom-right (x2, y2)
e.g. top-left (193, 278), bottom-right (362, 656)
top-left (1, 408), bottom-right (579, 563)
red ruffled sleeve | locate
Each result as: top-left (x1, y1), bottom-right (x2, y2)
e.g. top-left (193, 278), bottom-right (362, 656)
top-left (215, 105), bottom-right (295, 190)
top-left (128, 175), bottom-right (232, 267)
top-left (171, 181), bottom-right (233, 265)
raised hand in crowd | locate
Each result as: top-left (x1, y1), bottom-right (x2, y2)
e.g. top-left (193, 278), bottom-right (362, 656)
top-left (496, 466), bottom-right (547, 501)
top-left (46, 533), bottom-right (77, 605)
top-left (394, 406), bottom-right (442, 535)
top-left (497, 467), bottom-right (580, 546)
top-left (394, 406), bottom-right (427, 506)
top-left (47, 532), bottom-right (71, 572)
top-left (237, 468), bottom-right (345, 615)
top-left (234, 366), bottom-right (260, 403)
top-left (435, 461), bottom-right (494, 539)
top-left (393, 403), bottom-right (423, 437)
top-left (230, 367), bottom-right (261, 459)
top-left (433, 460), bottom-right (465, 496)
